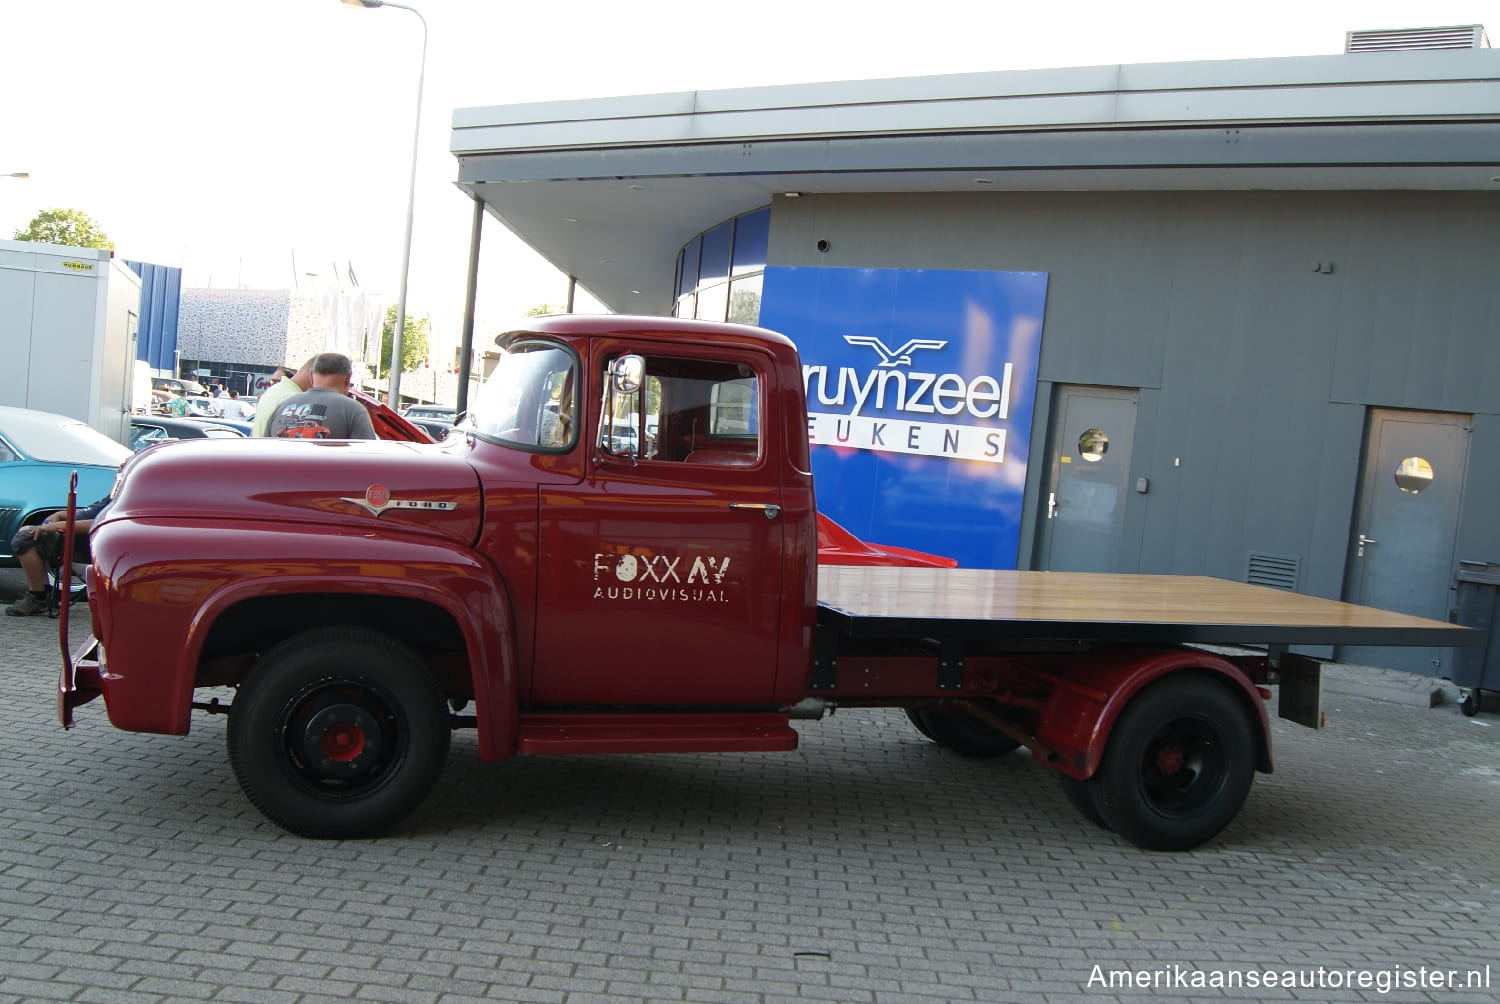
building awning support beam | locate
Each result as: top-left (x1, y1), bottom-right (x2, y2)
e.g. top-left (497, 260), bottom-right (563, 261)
top-left (456, 195), bottom-right (484, 418)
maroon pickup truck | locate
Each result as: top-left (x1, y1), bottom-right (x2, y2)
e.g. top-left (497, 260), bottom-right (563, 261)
top-left (58, 315), bottom-right (1476, 850)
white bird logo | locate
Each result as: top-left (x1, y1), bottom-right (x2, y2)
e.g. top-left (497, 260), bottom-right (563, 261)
top-left (843, 335), bottom-right (949, 367)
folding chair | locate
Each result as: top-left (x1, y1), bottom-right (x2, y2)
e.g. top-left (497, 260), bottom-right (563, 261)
top-left (43, 534), bottom-right (88, 619)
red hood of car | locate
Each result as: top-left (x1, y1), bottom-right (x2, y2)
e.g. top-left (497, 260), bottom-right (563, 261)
top-left (816, 513), bottom-right (957, 568)
top-left (354, 391), bottom-right (437, 444)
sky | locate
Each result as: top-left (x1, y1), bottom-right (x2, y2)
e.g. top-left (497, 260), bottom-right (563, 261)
top-left (2, 0), bottom-right (1496, 353)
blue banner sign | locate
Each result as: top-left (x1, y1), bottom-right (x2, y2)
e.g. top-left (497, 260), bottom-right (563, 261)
top-left (759, 267), bottom-right (1048, 568)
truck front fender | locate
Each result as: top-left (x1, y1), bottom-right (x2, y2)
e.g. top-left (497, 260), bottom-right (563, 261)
top-left (1029, 648), bottom-right (1272, 781)
top-left (88, 518), bottom-right (518, 762)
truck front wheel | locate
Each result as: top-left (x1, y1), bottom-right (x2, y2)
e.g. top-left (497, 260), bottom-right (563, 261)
top-left (1097, 675), bottom-right (1255, 851)
top-left (227, 627), bottom-right (451, 839)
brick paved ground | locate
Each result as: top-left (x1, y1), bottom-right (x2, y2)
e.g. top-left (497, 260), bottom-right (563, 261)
top-left (2, 567), bottom-right (1497, 1003)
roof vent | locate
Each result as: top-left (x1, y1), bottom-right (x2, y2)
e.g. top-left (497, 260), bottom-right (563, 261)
top-left (1346, 25), bottom-right (1490, 51)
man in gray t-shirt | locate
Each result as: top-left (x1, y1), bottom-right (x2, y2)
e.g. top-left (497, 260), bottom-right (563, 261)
top-left (269, 352), bottom-right (377, 440)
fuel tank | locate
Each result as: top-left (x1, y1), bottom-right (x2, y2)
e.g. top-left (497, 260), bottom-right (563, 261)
top-left (107, 438), bottom-right (483, 546)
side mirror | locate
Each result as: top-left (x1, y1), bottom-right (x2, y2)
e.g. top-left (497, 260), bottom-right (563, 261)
top-left (596, 354), bottom-right (646, 465)
top-left (611, 355), bottom-right (644, 395)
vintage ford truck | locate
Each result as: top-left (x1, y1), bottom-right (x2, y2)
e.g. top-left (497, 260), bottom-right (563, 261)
top-left (57, 314), bottom-right (1478, 850)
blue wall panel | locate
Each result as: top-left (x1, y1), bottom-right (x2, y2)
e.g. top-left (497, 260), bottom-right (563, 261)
top-left (124, 259), bottom-right (181, 372)
top-left (760, 266), bottom-right (1048, 568)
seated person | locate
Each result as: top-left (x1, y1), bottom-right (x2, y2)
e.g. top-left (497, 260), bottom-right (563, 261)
top-left (5, 495), bottom-right (112, 617)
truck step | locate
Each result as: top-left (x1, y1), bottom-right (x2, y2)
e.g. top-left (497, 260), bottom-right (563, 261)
top-left (517, 711), bottom-right (798, 755)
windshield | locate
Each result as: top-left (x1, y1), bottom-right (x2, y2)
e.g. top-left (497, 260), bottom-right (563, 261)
top-left (466, 338), bottom-right (577, 451)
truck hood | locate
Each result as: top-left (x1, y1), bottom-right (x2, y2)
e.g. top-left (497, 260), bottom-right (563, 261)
top-left (109, 437), bottom-right (483, 546)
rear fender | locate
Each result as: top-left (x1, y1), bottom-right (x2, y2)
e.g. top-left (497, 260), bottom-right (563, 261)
top-left (1029, 648), bottom-right (1272, 780)
top-left (89, 519), bottom-right (519, 761)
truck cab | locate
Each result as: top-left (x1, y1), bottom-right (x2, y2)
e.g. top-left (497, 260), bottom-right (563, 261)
top-left (466, 316), bottom-right (817, 711)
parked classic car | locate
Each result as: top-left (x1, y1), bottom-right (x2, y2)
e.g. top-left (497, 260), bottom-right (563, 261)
top-left (400, 404), bottom-right (457, 441)
top-left (815, 513), bottom-right (958, 567)
top-left (151, 377), bottom-right (208, 398)
top-left (401, 404), bottom-right (456, 423)
top-left (0, 406), bottom-right (131, 566)
top-left (128, 416), bottom-right (248, 451)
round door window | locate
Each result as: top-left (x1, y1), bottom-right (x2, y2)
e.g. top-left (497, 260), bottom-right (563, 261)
top-left (1394, 457), bottom-right (1433, 494)
top-left (1078, 428), bottom-right (1109, 462)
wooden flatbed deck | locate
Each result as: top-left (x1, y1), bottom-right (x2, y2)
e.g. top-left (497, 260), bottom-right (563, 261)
top-left (818, 567), bottom-right (1482, 648)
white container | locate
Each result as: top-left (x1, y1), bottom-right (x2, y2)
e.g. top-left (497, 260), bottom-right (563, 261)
top-left (0, 239), bottom-right (142, 445)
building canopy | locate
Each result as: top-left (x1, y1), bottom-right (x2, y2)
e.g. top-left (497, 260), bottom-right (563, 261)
top-left (450, 48), bottom-right (1500, 312)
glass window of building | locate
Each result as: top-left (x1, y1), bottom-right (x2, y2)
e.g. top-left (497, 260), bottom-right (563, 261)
top-left (695, 282), bottom-right (729, 323)
top-left (674, 207), bottom-right (770, 326)
top-left (731, 210), bottom-right (769, 276)
top-left (699, 222), bottom-right (733, 287)
top-left (677, 236), bottom-right (701, 300)
top-left (728, 274), bottom-right (763, 325)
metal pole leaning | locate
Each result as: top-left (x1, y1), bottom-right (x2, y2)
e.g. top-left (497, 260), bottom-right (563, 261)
top-left (341, 0), bottom-right (427, 407)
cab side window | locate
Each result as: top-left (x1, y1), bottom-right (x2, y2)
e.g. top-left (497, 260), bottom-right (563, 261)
top-left (599, 355), bottom-right (762, 466)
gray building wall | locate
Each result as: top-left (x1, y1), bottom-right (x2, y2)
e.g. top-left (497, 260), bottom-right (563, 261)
top-left (769, 190), bottom-right (1500, 600)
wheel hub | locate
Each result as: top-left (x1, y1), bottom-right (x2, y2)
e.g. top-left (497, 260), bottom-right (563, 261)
top-left (1154, 743), bottom-right (1185, 776)
top-left (300, 703), bottom-right (383, 776)
top-left (320, 721), bottom-right (366, 762)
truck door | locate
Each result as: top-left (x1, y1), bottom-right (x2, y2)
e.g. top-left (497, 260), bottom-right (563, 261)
top-left (533, 346), bottom-right (785, 706)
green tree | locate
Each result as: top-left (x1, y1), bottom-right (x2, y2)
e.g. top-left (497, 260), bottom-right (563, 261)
top-left (378, 304), bottom-right (431, 379)
top-left (526, 303), bottom-right (566, 317)
top-left (13, 207), bottom-right (115, 250)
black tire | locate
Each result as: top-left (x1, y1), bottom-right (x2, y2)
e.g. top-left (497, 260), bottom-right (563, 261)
top-left (912, 707), bottom-right (1023, 757)
top-left (1059, 774), bottom-right (1114, 831)
top-left (1096, 675), bottom-right (1255, 852)
top-left (904, 708), bottom-right (939, 741)
top-left (227, 627), bottom-right (451, 839)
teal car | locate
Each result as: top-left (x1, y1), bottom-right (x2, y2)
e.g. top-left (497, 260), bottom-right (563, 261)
top-left (0, 406), bottom-right (130, 566)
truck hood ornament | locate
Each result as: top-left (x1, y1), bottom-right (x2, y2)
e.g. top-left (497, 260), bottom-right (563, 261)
top-left (341, 483), bottom-right (460, 518)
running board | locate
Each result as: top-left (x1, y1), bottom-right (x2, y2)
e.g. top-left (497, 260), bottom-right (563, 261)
top-left (517, 711), bottom-right (798, 755)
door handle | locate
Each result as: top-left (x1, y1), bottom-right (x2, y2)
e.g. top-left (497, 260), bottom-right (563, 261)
top-left (1047, 492), bottom-right (1058, 519)
top-left (1357, 533), bottom-right (1377, 557)
top-left (729, 502), bottom-right (782, 520)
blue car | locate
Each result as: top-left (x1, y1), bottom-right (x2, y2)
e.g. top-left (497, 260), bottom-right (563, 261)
top-left (0, 406), bottom-right (131, 566)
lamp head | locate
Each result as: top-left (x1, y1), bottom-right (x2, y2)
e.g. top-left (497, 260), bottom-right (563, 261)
top-left (340, 0), bottom-right (383, 7)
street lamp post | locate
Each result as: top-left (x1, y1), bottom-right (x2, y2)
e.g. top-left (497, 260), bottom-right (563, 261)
top-left (341, 0), bottom-right (425, 408)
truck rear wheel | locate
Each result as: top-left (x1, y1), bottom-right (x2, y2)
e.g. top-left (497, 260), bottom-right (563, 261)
top-left (1097, 675), bottom-right (1254, 851)
top-left (227, 627), bottom-right (451, 839)
top-left (1058, 775), bottom-right (1114, 831)
top-left (907, 706), bottom-right (1023, 757)
top-left (903, 708), bottom-right (938, 740)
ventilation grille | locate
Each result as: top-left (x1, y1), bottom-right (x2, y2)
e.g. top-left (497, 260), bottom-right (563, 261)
top-left (0, 508), bottom-right (18, 544)
top-left (1247, 552), bottom-right (1300, 592)
top-left (1346, 25), bottom-right (1490, 52)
